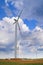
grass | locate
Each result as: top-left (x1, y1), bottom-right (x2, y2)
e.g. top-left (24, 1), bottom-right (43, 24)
top-left (0, 59), bottom-right (43, 65)
top-left (0, 62), bottom-right (43, 65)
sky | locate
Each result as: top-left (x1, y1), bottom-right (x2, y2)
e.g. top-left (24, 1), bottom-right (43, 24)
top-left (0, 0), bottom-right (43, 59)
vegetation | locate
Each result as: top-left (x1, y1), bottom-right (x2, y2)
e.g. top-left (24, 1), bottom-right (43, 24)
top-left (0, 62), bottom-right (43, 65)
top-left (0, 59), bottom-right (43, 65)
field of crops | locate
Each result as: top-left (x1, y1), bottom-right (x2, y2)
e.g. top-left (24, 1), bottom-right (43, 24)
top-left (0, 59), bottom-right (43, 65)
top-left (0, 62), bottom-right (43, 65)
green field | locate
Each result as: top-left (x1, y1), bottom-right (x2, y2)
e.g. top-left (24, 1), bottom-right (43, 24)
top-left (0, 62), bottom-right (43, 65)
top-left (0, 59), bottom-right (43, 65)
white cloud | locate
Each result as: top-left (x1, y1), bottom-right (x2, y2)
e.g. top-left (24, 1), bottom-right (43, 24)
top-left (0, 51), bottom-right (14, 59)
top-left (29, 46), bottom-right (37, 53)
top-left (2, 6), bottom-right (13, 17)
top-left (20, 26), bottom-right (43, 53)
top-left (5, 0), bottom-right (12, 6)
top-left (0, 17), bottom-right (29, 58)
top-left (0, 17), bottom-right (43, 59)
top-left (22, 24), bottom-right (29, 32)
top-left (32, 26), bottom-right (43, 45)
top-left (5, 0), bottom-right (24, 9)
top-left (14, 1), bottom-right (23, 9)
top-left (5, 0), bottom-right (9, 6)
top-left (3, 17), bottom-right (14, 24)
top-left (33, 26), bottom-right (43, 32)
top-left (0, 17), bottom-right (29, 57)
top-left (3, 17), bottom-right (29, 32)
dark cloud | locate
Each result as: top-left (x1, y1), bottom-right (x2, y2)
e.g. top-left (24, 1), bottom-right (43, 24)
top-left (23, 0), bottom-right (43, 18)
top-left (0, 48), bottom-right (14, 53)
top-left (0, 43), bottom-right (14, 53)
top-left (37, 48), bottom-right (43, 51)
top-left (32, 3), bottom-right (43, 18)
top-left (21, 0), bottom-right (43, 26)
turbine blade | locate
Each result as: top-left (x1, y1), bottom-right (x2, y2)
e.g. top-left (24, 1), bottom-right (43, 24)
top-left (13, 9), bottom-right (23, 24)
top-left (17, 22), bottom-right (22, 37)
top-left (17, 9), bottom-right (23, 21)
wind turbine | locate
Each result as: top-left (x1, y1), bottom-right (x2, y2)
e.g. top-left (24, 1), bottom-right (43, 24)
top-left (13, 9), bottom-right (23, 58)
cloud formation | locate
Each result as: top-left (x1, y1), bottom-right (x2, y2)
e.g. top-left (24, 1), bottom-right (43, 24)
top-left (0, 0), bottom-right (43, 58)
top-left (0, 17), bottom-right (43, 58)
top-left (4, 0), bottom-right (43, 27)
top-left (0, 17), bottom-right (29, 58)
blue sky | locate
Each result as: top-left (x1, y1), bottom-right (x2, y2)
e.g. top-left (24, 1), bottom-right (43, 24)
top-left (0, 0), bottom-right (43, 59)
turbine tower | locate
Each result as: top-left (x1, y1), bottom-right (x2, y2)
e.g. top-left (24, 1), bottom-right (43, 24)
top-left (13, 9), bottom-right (23, 58)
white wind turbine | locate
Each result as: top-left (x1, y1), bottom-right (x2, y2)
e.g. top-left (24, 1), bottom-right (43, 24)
top-left (13, 9), bottom-right (23, 58)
